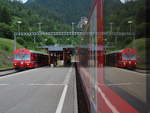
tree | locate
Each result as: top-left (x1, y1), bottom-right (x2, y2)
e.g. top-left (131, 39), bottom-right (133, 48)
top-left (0, 23), bottom-right (13, 38)
top-left (0, 6), bottom-right (12, 24)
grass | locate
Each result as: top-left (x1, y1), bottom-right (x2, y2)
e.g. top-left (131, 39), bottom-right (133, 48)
top-left (0, 65), bottom-right (13, 70)
top-left (126, 38), bottom-right (150, 69)
top-left (0, 38), bottom-right (24, 69)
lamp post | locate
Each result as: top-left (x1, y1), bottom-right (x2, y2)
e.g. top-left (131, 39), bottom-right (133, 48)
top-left (17, 21), bottom-right (22, 32)
top-left (128, 20), bottom-right (132, 32)
top-left (14, 21), bottom-right (22, 51)
top-left (128, 20), bottom-right (135, 49)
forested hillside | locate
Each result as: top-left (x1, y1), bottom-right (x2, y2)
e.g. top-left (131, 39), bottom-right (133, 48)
top-left (0, 0), bottom-right (72, 34)
top-left (26, 0), bottom-right (93, 24)
top-left (0, 0), bottom-right (146, 45)
top-left (0, 0), bottom-right (75, 47)
top-left (26, 0), bottom-right (145, 38)
top-left (105, 0), bottom-right (145, 38)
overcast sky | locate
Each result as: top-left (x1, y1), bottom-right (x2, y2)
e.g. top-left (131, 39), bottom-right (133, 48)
top-left (120, 0), bottom-right (125, 3)
top-left (20, 0), bottom-right (28, 3)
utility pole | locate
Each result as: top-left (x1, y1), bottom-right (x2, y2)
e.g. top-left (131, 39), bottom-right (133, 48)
top-left (38, 22), bottom-right (42, 32)
top-left (71, 22), bottom-right (75, 45)
top-left (14, 33), bottom-right (17, 51)
top-left (33, 35), bottom-right (36, 45)
top-left (110, 22), bottom-right (113, 33)
top-left (72, 22), bottom-right (75, 32)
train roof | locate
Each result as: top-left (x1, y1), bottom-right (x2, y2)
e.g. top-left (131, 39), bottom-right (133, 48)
top-left (106, 48), bottom-right (137, 55)
top-left (40, 45), bottom-right (75, 51)
top-left (13, 49), bottom-right (48, 55)
top-left (77, 45), bottom-right (114, 51)
top-left (47, 46), bottom-right (63, 51)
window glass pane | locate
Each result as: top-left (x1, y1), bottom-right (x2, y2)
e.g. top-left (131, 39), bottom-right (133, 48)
top-left (15, 54), bottom-right (30, 61)
top-left (122, 54), bottom-right (136, 60)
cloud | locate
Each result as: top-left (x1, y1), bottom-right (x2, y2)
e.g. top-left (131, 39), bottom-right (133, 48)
top-left (120, 0), bottom-right (125, 3)
top-left (11, 0), bottom-right (28, 3)
top-left (19, 0), bottom-right (28, 3)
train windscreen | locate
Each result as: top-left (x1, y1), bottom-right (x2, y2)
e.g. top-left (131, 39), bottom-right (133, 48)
top-left (15, 54), bottom-right (30, 61)
top-left (122, 54), bottom-right (136, 60)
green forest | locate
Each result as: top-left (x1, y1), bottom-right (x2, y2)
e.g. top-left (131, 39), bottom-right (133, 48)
top-left (0, 0), bottom-right (146, 46)
top-left (105, 0), bottom-right (145, 37)
top-left (0, 0), bottom-right (146, 48)
top-left (0, 0), bottom-right (81, 49)
top-left (103, 0), bottom-right (146, 49)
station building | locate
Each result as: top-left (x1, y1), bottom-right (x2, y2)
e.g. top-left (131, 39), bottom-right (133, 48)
top-left (41, 45), bottom-right (75, 66)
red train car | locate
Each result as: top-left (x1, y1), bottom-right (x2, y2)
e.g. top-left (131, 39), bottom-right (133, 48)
top-left (106, 48), bottom-right (137, 68)
top-left (76, 0), bottom-right (148, 113)
top-left (13, 49), bottom-right (48, 70)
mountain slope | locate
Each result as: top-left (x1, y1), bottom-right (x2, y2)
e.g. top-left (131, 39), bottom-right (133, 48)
top-left (26, 0), bottom-right (122, 25)
top-left (26, 0), bottom-right (92, 23)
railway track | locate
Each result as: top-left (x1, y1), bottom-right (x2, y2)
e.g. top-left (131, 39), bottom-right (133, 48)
top-left (0, 66), bottom-right (50, 76)
top-left (0, 68), bottom-right (13, 72)
top-left (0, 68), bottom-right (17, 76)
top-left (125, 67), bottom-right (150, 74)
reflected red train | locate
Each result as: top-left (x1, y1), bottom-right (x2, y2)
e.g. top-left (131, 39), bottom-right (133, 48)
top-left (13, 49), bottom-right (48, 70)
top-left (106, 48), bottom-right (137, 68)
top-left (75, 0), bottom-right (148, 113)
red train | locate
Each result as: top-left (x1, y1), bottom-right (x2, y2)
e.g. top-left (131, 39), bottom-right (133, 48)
top-left (13, 49), bottom-right (49, 70)
top-left (75, 0), bottom-right (148, 113)
top-left (106, 48), bottom-right (137, 68)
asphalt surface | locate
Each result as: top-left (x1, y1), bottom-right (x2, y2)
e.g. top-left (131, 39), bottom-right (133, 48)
top-left (105, 67), bottom-right (146, 103)
top-left (0, 70), bottom-right (16, 76)
top-left (104, 66), bottom-right (148, 113)
top-left (0, 67), bottom-right (77, 113)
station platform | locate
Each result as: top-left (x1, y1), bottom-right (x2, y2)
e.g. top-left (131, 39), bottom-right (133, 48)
top-left (0, 67), bottom-right (78, 113)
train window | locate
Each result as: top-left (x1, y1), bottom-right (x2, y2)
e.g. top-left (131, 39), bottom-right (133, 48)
top-left (15, 54), bottom-right (30, 61)
top-left (122, 54), bottom-right (129, 60)
top-left (122, 54), bottom-right (136, 60)
top-left (130, 55), bottom-right (136, 60)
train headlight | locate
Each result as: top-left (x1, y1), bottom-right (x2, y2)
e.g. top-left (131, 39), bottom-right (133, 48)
top-left (129, 61), bottom-right (131, 64)
top-left (26, 62), bottom-right (30, 65)
top-left (14, 63), bottom-right (17, 66)
top-left (123, 62), bottom-right (126, 65)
